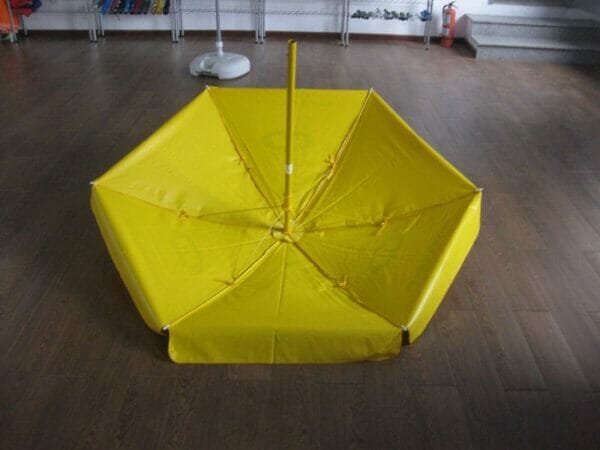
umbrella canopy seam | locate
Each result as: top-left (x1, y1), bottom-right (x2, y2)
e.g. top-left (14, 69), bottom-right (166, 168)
top-left (208, 86), bottom-right (372, 230)
top-left (208, 87), bottom-right (282, 211)
top-left (269, 244), bottom-right (290, 363)
top-left (91, 186), bottom-right (162, 330)
top-left (303, 189), bottom-right (480, 234)
top-left (168, 240), bottom-right (282, 328)
top-left (375, 91), bottom-right (477, 191)
top-left (294, 89), bottom-right (374, 224)
top-left (298, 170), bottom-right (378, 229)
top-left (405, 191), bottom-right (481, 340)
top-left (296, 91), bottom-right (477, 231)
top-left (94, 183), bottom-right (276, 230)
top-left (293, 242), bottom-right (401, 331)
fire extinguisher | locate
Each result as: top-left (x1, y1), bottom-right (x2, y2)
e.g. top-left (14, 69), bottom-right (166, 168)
top-left (441, 1), bottom-right (457, 48)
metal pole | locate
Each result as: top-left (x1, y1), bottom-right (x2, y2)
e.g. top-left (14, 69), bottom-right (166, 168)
top-left (5, 0), bottom-right (17, 43)
top-left (89, 0), bottom-right (98, 43)
top-left (87, 8), bottom-right (93, 42)
top-left (215, 0), bottom-right (222, 44)
top-left (426, 0), bottom-right (434, 50)
top-left (261, 0), bottom-right (265, 43)
top-left (20, 15), bottom-right (27, 36)
top-left (340, 0), bottom-right (345, 46)
top-left (283, 39), bottom-right (297, 234)
top-left (255, 0), bottom-right (259, 43)
top-left (181, 0), bottom-right (185, 36)
top-left (344, 0), bottom-right (350, 47)
top-left (99, 13), bottom-right (104, 36)
top-left (171, 11), bottom-right (176, 42)
top-left (170, 0), bottom-right (178, 43)
top-left (92, 6), bottom-right (97, 42)
top-left (424, 0), bottom-right (429, 45)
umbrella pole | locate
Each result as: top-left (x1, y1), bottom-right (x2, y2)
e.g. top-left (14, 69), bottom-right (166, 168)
top-left (215, 0), bottom-right (223, 55)
top-left (283, 39), bottom-right (297, 234)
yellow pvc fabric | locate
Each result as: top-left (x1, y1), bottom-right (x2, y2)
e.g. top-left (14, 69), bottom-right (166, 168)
top-left (91, 87), bottom-right (481, 363)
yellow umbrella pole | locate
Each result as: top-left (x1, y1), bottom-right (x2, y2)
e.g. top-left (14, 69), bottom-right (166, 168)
top-left (283, 39), bottom-right (297, 234)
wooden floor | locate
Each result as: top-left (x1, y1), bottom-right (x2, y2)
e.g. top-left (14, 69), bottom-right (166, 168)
top-left (1, 33), bottom-right (599, 449)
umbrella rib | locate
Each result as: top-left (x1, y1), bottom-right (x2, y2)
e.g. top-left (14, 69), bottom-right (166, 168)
top-left (303, 190), bottom-right (480, 234)
top-left (297, 170), bottom-right (377, 228)
top-left (293, 89), bottom-right (373, 224)
top-left (208, 88), bottom-right (281, 213)
top-left (184, 205), bottom-right (276, 220)
top-left (168, 240), bottom-right (282, 329)
top-left (95, 183), bottom-right (275, 229)
top-left (270, 244), bottom-right (289, 363)
top-left (233, 208), bottom-right (284, 276)
top-left (293, 242), bottom-right (400, 330)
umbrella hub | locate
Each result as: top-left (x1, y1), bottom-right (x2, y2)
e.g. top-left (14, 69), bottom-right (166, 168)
top-left (271, 227), bottom-right (303, 244)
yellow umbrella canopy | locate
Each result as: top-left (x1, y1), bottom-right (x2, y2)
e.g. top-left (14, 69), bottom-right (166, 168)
top-left (91, 41), bottom-right (481, 363)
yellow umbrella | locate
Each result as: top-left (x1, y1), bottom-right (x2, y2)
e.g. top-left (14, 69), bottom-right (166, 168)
top-left (91, 40), bottom-right (481, 363)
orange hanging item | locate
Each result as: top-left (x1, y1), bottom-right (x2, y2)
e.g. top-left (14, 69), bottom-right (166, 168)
top-left (0, 0), bottom-right (19, 33)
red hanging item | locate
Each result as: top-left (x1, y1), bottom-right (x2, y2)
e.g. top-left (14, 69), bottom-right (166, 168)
top-left (10, 0), bottom-right (33, 16)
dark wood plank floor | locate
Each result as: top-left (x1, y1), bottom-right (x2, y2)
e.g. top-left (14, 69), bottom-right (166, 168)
top-left (1, 33), bottom-right (599, 449)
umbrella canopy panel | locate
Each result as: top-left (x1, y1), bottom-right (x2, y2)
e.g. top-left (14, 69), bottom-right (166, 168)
top-left (91, 87), bottom-right (481, 363)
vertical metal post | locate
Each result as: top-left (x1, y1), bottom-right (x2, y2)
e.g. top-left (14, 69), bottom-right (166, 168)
top-left (344, 0), bottom-right (350, 47)
top-left (254, 0), bottom-right (259, 42)
top-left (340, 0), bottom-right (345, 46)
top-left (176, 0), bottom-right (182, 37)
top-left (215, 0), bottom-right (222, 44)
top-left (425, 0), bottom-right (434, 50)
top-left (283, 39), bottom-right (297, 234)
top-left (170, 0), bottom-right (178, 43)
top-left (259, 0), bottom-right (265, 44)
top-left (88, 0), bottom-right (99, 43)
top-left (94, 11), bottom-right (103, 38)
top-left (171, 11), bottom-right (176, 42)
top-left (255, 0), bottom-right (262, 43)
top-left (260, 0), bottom-right (265, 43)
top-left (20, 15), bottom-right (27, 36)
top-left (87, 8), bottom-right (93, 42)
top-left (424, 0), bottom-right (429, 45)
top-left (180, 0), bottom-right (184, 36)
top-left (92, 5), bottom-right (98, 42)
top-left (5, 0), bottom-right (17, 43)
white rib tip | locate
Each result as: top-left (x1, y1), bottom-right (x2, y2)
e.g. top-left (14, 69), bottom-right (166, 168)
top-left (161, 325), bottom-right (169, 334)
top-left (89, 181), bottom-right (96, 186)
top-left (476, 187), bottom-right (484, 192)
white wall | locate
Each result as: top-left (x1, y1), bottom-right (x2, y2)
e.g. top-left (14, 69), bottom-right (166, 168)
top-left (24, 0), bottom-right (598, 37)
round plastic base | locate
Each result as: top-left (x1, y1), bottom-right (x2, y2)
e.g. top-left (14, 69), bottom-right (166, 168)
top-left (189, 52), bottom-right (251, 80)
